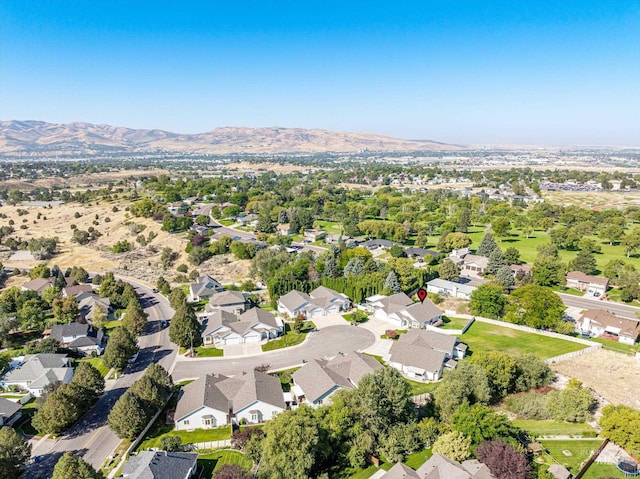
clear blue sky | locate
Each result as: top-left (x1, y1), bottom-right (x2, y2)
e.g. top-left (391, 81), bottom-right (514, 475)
top-left (1, 1), bottom-right (639, 145)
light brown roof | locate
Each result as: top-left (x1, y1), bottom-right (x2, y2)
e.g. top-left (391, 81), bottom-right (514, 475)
top-left (581, 309), bottom-right (640, 339)
top-left (566, 271), bottom-right (609, 286)
top-left (379, 463), bottom-right (421, 479)
top-left (399, 328), bottom-right (458, 354)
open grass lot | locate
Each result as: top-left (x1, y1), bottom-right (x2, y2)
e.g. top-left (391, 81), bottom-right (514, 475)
top-left (512, 420), bottom-right (596, 437)
top-left (540, 439), bottom-right (604, 474)
top-left (198, 450), bottom-right (253, 478)
top-left (461, 320), bottom-right (586, 359)
top-left (261, 321), bottom-right (315, 352)
top-left (586, 337), bottom-right (640, 355)
top-left (78, 357), bottom-right (110, 377)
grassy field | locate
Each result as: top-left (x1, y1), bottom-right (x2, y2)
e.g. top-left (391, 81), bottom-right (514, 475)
top-left (540, 439), bottom-right (604, 474)
top-left (461, 320), bottom-right (586, 359)
top-left (198, 450), bottom-right (253, 478)
top-left (261, 321), bottom-right (315, 352)
top-left (316, 220), bottom-right (343, 233)
top-left (78, 357), bottom-right (110, 377)
top-left (440, 316), bottom-right (470, 330)
top-left (512, 420), bottom-right (597, 437)
top-left (586, 336), bottom-right (640, 355)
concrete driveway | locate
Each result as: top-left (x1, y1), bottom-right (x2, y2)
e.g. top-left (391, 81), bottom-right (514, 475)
top-left (223, 342), bottom-right (263, 357)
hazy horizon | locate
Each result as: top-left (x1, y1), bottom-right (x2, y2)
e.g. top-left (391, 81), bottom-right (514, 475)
top-left (1, 1), bottom-right (639, 146)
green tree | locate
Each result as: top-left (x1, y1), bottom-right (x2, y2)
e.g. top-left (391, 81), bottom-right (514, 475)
top-left (504, 247), bottom-right (521, 265)
top-left (122, 298), bottom-right (148, 336)
top-left (504, 284), bottom-right (565, 330)
top-left (29, 263), bottom-right (51, 279)
top-left (435, 362), bottom-right (491, 420)
top-left (432, 431), bottom-right (472, 462)
top-left (470, 351), bottom-right (518, 401)
top-left (547, 379), bottom-right (595, 422)
top-left (568, 249), bottom-right (597, 275)
top-left (599, 405), bottom-right (640, 457)
top-left (452, 403), bottom-right (520, 445)
top-left (492, 218), bottom-right (511, 242)
top-left (469, 283), bottom-right (506, 319)
top-left (383, 271), bottom-right (402, 294)
top-left (343, 257), bottom-right (364, 278)
top-left (29, 237), bottom-right (58, 260)
top-left (444, 232), bottom-right (472, 251)
top-left (438, 260), bottom-right (461, 282)
top-left (144, 363), bottom-right (174, 397)
top-left (0, 426), bottom-right (31, 479)
top-left (169, 287), bottom-right (187, 310)
top-left (622, 226), bottom-right (640, 257)
top-left (103, 327), bottom-right (138, 371)
top-left (260, 406), bottom-right (329, 479)
top-left (130, 375), bottom-right (167, 410)
top-left (52, 297), bottom-right (79, 324)
top-left (494, 266), bottom-right (515, 290)
top-left (158, 436), bottom-right (184, 452)
top-left (599, 223), bottom-right (624, 245)
top-left (52, 452), bottom-right (103, 479)
top-left (32, 384), bottom-right (80, 434)
top-left (108, 390), bottom-right (149, 440)
top-left (484, 248), bottom-right (506, 276)
top-left (91, 304), bottom-right (108, 331)
top-left (17, 298), bottom-right (46, 331)
top-left (72, 362), bottom-right (105, 405)
top-left (476, 232), bottom-right (498, 257)
top-left (169, 303), bottom-right (202, 349)
top-left (514, 354), bottom-right (553, 392)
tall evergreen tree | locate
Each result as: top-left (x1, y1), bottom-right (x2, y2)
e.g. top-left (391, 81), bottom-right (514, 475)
top-left (122, 297), bottom-right (148, 336)
top-left (343, 257), bottom-right (364, 278)
top-left (383, 271), bottom-right (402, 294)
top-left (485, 248), bottom-right (506, 276)
top-left (103, 327), bottom-right (138, 371)
top-left (0, 427), bottom-right (31, 479)
top-left (108, 390), bottom-right (149, 440)
top-left (568, 249), bottom-right (597, 275)
top-left (52, 452), bottom-right (103, 479)
top-left (169, 303), bottom-right (202, 350)
top-left (476, 232), bottom-right (498, 257)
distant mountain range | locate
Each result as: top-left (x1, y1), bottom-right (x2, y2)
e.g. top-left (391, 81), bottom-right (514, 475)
top-left (0, 120), bottom-right (462, 156)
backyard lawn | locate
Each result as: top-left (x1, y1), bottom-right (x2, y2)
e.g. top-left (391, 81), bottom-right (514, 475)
top-left (261, 321), bottom-right (315, 352)
top-left (540, 439), bottom-right (604, 474)
top-left (461, 320), bottom-right (586, 359)
top-left (512, 419), bottom-right (596, 438)
top-left (138, 425), bottom-right (232, 450)
top-left (79, 357), bottom-right (110, 377)
top-left (198, 450), bottom-right (253, 478)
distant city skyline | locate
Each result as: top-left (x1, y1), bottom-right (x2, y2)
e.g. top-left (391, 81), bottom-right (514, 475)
top-left (1, 1), bottom-right (639, 146)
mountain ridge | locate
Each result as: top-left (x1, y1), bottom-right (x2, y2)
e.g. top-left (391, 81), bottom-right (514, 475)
top-left (0, 120), bottom-right (463, 155)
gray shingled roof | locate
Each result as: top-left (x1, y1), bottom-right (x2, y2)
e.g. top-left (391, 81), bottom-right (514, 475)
top-left (393, 301), bottom-right (441, 326)
top-left (293, 352), bottom-right (382, 403)
top-left (379, 463), bottom-right (421, 479)
top-left (201, 308), bottom-right (279, 338)
top-left (278, 290), bottom-right (314, 312)
top-left (174, 370), bottom-right (284, 422)
top-left (207, 290), bottom-right (245, 308)
top-left (389, 342), bottom-right (447, 374)
top-left (0, 397), bottom-right (21, 422)
top-left (1, 354), bottom-right (70, 384)
top-left (49, 322), bottom-right (91, 342)
top-left (121, 451), bottom-right (198, 479)
top-left (239, 308), bottom-right (279, 328)
top-left (399, 328), bottom-right (457, 354)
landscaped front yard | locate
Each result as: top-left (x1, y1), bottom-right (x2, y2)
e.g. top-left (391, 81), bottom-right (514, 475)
top-left (461, 320), bottom-right (587, 359)
top-left (261, 321), bottom-right (315, 352)
top-left (79, 357), bottom-right (110, 377)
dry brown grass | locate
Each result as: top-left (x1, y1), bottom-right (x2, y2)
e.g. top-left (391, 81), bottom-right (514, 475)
top-left (551, 349), bottom-right (640, 408)
top-left (542, 190), bottom-right (640, 208)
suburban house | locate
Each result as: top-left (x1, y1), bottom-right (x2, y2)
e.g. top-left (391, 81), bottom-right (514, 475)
top-left (449, 249), bottom-right (489, 277)
top-left (577, 309), bottom-right (640, 345)
top-left (276, 223), bottom-right (293, 235)
top-left (372, 454), bottom-right (496, 479)
top-left (167, 202), bottom-right (189, 215)
top-left (363, 239), bottom-right (396, 251)
top-left (387, 329), bottom-right (466, 382)
top-left (76, 292), bottom-right (112, 322)
top-left (291, 352), bottom-right (382, 408)
top-left (62, 284), bottom-right (93, 298)
top-left (509, 263), bottom-right (532, 278)
top-left (121, 451), bottom-right (198, 479)
top-left (21, 276), bottom-right (74, 296)
top-left (405, 247), bottom-right (442, 263)
top-left (174, 370), bottom-right (285, 430)
top-left (0, 354), bottom-right (74, 397)
top-left (426, 278), bottom-right (476, 300)
top-left (48, 321), bottom-right (105, 355)
top-left (277, 286), bottom-right (350, 319)
top-left (201, 308), bottom-right (283, 346)
top-left (188, 274), bottom-right (224, 302)
top-left (304, 229), bottom-right (326, 242)
top-left (366, 293), bottom-right (442, 329)
top-left (202, 290), bottom-right (247, 315)
top-left (0, 397), bottom-right (22, 427)
top-left (565, 271), bottom-right (609, 295)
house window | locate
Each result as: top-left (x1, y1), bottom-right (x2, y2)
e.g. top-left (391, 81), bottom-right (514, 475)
top-left (203, 418), bottom-right (211, 426)
top-left (272, 411), bottom-right (278, 418)
top-left (183, 420), bottom-right (189, 426)
top-left (251, 413), bottom-right (258, 422)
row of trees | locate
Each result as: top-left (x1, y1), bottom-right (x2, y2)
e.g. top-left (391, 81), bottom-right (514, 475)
top-left (32, 362), bottom-right (105, 434)
top-left (108, 364), bottom-right (173, 440)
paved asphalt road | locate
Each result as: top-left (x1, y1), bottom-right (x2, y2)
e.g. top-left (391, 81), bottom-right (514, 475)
top-left (558, 292), bottom-right (640, 319)
top-left (24, 278), bottom-right (176, 479)
top-left (170, 324), bottom-right (375, 382)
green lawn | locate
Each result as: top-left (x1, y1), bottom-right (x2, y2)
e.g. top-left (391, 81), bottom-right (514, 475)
top-left (138, 425), bottom-right (232, 450)
top-left (404, 449), bottom-right (432, 469)
top-left (78, 357), bottom-right (110, 377)
top-left (586, 336), bottom-right (640, 355)
top-left (317, 220), bottom-right (343, 233)
top-left (104, 319), bottom-right (123, 333)
top-left (198, 450), bottom-right (253, 478)
top-left (218, 219), bottom-right (234, 226)
top-left (512, 420), bottom-right (597, 437)
top-left (261, 321), bottom-right (315, 352)
top-left (540, 439), bottom-right (604, 474)
top-left (581, 462), bottom-right (627, 479)
top-left (406, 379), bottom-right (438, 396)
top-left (194, 346), bottom-right (224, 357)
top-left (271, 367), bottom-right (299, 392)
top-left (461, 320), bottom-right (586, 359)
top-left (343, 462), bottom-right (393, 479)
top-left (440, 316), bottom-right (470, 330)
